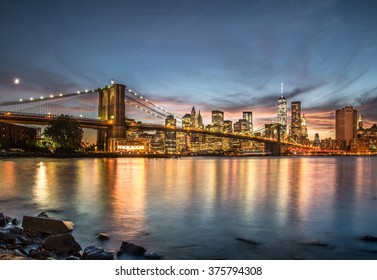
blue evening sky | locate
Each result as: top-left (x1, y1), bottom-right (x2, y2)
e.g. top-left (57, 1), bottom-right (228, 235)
top-left (1, 0), bottom-right (377, 138)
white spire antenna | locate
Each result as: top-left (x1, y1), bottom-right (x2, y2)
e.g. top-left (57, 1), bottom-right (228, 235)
top-left (281, 82), bottom-right (284, 95)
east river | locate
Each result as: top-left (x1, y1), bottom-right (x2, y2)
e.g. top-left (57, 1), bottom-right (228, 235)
top-left (1, 156), bottom-right (377, 259)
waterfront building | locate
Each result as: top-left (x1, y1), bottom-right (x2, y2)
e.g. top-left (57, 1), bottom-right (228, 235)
top-left (0, 121), bottom-right (37, 148)
top-left (182, 114), bottom-right (191, 129)
top-left (352, 123), bottom-right (377, 152)
top-left (182, 107), bottom-right (204, 152)
top-left (165, 115), bottom-right (177, 153)
top-left (223, 120), bottom-right (233, 133)
top-left (108, 138), bottom-right (150, 153)
top-left (190, 107), bottom-right (197, 128)
top-left (234, 119), bottom-right (248, 134)
top-left (151, 131), bottom-right (165, 153)
top-left (243, 112), bottom-right (253, 134)
top-left (320, 138), bottom-right (345, 150)
top-left (313, 133), bottom-right (320, 148)
top-left (197, 111), bottom-right (203, 129)
top-left (335, 106), bottom-right (357, 147)
top-left (183, 107), bottom-right (203, 129)
top-left (290, 101), bottom-right (302, 142)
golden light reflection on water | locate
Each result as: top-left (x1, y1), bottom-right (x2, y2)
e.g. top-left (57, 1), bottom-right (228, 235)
top-left (75, 159), bottom-right (101, 213)
top-left (107, 158), bottom-right (147, 239)
top-left (0, 161), bottom-right (17, 196)
top-left (33, 161), bottom-right (48, 206)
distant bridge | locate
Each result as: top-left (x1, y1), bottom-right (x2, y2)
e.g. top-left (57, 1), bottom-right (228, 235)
top-left (0, 82), bottom-right (310, 155)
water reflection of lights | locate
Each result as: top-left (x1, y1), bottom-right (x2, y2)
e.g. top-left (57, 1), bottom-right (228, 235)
top-left (110, 159), bottom-right (147, 239)
top-left (33, 161), bottom-right (49, 206)
top-left (0, 161), bottom-right (17, 195)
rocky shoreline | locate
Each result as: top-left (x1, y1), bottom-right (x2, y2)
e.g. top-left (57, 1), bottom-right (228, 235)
top-left (0, 212), bottom-right (161, 260)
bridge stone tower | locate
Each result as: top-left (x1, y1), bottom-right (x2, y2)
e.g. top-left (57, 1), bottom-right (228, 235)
top-left (264, 124), bottom-right (281, 156)
top-left (97, 84), bottom-right (126, 151)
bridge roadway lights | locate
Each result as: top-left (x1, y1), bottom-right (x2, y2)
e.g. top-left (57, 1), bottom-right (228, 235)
top-left (97, 84), bottom-right (126, 151)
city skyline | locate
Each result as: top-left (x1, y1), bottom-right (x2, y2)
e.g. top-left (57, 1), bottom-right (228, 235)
top-left (1, 0), bottom-right (377, 139)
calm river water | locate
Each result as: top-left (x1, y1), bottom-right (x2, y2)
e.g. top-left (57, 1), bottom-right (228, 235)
top-left (1, 156), bottom-right (377, 259)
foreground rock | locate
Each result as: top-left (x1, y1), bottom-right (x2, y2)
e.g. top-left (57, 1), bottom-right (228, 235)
top-left (83, 245), bottom-right (114, 260)
top-left (0, 213), bottom-right (6, 227)
top-left (0, 249), bottom-right (29, 260)
top-left (37, 212), bottom-right (49, 218)
top-left (235, 237), bottom-right (260, 245)
top-left (119, 241), bottom-right (146, 256)
top-left (144, 252), bottom-right (162, 259)
top-left (300, 241), bottom-right (334, 249)
top-left (42, 233), bottom-right (82, 255)
top-left (22, 216), bottom-right (74, 235)
top-left (97, 233), bottom-right (110, 241)
top-left (361, 235), bottom-right (377, 242)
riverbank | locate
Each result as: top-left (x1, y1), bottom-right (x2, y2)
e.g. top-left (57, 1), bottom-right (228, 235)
top-left (0, 212), bottom-right (160, 260)
top-left (0, 151), bottom-right (183, 159)
top-left (1, 151), bottom-right (376, 159)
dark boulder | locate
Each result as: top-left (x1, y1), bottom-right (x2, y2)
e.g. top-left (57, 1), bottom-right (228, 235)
top-left (14, 245), bottom-right (28, 256)
top-left (60, 255), bottom-right (81, 260)
top-left (0, 229), bottom-right (15, 244)
top-left (12, 249), bottom-right (28, 258)
top-left (37, 212), bottom-right (49, 218)
top-left (9, 227), bottom-right (23, 235)
top-left (119, 241), bottom-right (146, 256)
top-left (0, 213), bottom-right (6, 227)
top-left (5, 216), bottom-right (12, 224)
top-left (235, 237), bottom-right (260, 245)
top-left (362, 235), bottom-right (377, 242)
top-left (29, 249), bottom-right (50, 260)
top-left (31, 237), bottom-right (44, 245)
top-left (23, 243), bottom-right (42, 256)
top-left (83, 245), bottom-right (114, 260)
top-left (42, 233), bottom-right (81, 256)
top-left (300, 241), bottom-right (333, 249)
top-left (11, 218), bottom-right (20, 225)
top-left (144, 252), bottom-right (162, 259)
top-left (22, 216), bottom-right (74, 235)
top-left (15, 235), bottom-right (30, 246)
top-left (97, 233), bottom-right (110, 241)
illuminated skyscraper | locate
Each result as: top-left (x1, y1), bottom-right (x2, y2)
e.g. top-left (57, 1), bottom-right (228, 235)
top-left (234, 119), bottom-right (248, 134)
top-left (223, 120), bottom-right (233, 133)
top-left (313, 133), bottom-right (320, 147)
top-left (301, 114), bottom-right (309, 144)
top-left (212, 110), bottom-right (224, 131)
top-left (182, 113), bottom-right (191, 129)
top-left (190, 107), bottom-right (197, 128)
top-left (165, 115), bottom-right (177, 153)
top-left (290, 101), bottom-right (302, 141)
top-left (243, 111), bottom-right (253, 134)
top-left (277, 83), bottom-right (287, 136)
top-left (336, 106), bottom-right (357, 146)
top-left (197, 111), bottom-right (203, 129)
top-left (358, 113), bottom-right (364, 129)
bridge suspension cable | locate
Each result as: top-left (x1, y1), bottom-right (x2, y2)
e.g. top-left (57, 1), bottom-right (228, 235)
top-left (125, 100), bottom-right (165, 120)
top-left (0, 88), bottom-right (99, 119)
top-left (0, 89), bottom-right (98, 107)
top-left (0, 84), bottom-right (183, 124)
top-left (125, 88), bottom-right (182, 121)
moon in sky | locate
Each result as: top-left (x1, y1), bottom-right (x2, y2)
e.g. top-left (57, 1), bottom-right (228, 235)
top-left (14, 78), bottom-right (20, 84)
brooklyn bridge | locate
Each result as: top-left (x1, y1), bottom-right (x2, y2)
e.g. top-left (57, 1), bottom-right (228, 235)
top-left (0, 82), bottom-right (317, 156)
